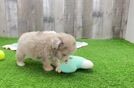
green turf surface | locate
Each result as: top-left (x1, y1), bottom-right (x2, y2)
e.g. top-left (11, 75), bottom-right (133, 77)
top-left (0, 37), bottom-right (134, 88)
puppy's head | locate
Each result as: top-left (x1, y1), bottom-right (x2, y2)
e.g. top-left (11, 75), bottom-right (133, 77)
top-left (51, 33), bottom-right (76, 62)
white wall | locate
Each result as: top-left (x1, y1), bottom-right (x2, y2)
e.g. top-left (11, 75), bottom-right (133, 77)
top-left (125, 0), bottom-right (134, 43)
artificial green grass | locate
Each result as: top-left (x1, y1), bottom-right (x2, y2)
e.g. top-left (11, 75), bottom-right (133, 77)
top-left (0, 37), bottom-right (134, 88)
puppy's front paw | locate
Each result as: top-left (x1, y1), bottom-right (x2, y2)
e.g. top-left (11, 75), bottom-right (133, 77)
top-left (44, 65), bottom-right (54, 71)
top-left (55, 67), bottom-right (61, 73)
top-left (17, 61), bottom-right (25, 67)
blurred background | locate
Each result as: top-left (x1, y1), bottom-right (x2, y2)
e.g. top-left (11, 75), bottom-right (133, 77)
top-left (0, 0), bottom-right (134, 42)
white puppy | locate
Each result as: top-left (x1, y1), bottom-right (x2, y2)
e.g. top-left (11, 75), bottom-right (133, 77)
top-left (16, 31), bottom-right (76, 72)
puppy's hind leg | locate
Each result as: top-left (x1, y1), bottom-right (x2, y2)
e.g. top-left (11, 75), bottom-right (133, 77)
top-left (16, 51), bottom-right (25, 67)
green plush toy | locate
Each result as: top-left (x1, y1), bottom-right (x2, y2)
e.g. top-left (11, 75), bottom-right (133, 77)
top-left (59, 55), bottom-right (94, 73)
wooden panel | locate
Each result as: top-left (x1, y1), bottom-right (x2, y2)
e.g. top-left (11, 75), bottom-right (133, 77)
top-left (0, 0), bottom-right (131, 39)
top-left (112, 0), bottom-right (130, 38)
top-left (17, 0), bottom-right (43, 36)
top-left (0, 0), bottom-right (7, 37)
top-left (54, 0), bottom-right (64, 32)
top-left (125, 0), bottom-right (134, 43)
top-left (92, 0), bottom-right (103, 38)
top-left (34, 0), bottom-right (43, 31)
top-left (82, 0), bottom-right (93, 38)
top-left (112, 0), bottom-right (123, 38)
top-left (64, 0), bottom-right (75, 36)
top-left (92, 0), bottom-right (113, 39)
top-left (121, 0), bottom-right (130, 38)
top-left (6, 0), bottom-right (18, 37)
top-left (74, 0), bottom-right (83, 39)
top-left (100, 0), bottom-right (113, 39)
top-left (43, 0), bottom-right (55, 31)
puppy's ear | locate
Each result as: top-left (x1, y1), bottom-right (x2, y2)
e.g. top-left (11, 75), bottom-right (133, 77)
top-left (51, 38), bottom-right (63, 49)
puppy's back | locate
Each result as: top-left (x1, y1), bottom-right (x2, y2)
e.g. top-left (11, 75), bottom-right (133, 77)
top-left (17, 31), bottom-right (57, 57)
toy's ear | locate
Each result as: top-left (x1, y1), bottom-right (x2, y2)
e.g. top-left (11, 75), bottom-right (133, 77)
top-left (51, 38), bottom-right (63, 49)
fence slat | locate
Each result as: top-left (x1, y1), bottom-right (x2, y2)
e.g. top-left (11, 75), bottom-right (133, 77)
top-left (74, 0), bottom-right (83, 39)
top-left (64, 0), bottom-right (75, 36)
top-left (6, 0), bottom-right (18, 37)
top-left (92, 0), bottom-right (113, 39)
top-left (112, 0), bottom-right (123, 38)
top-left (121, 0), bottom-right (130, 38)
top-left (100, 0), bottom-right (113, 39)
top-left (92, 0), bottom-right (102, 38)
top-left (17, 0), bottom-right (43, 36)
top-left (54, 0), bottom-right (64, 32)
top-left (125, 0), bottom-right (134, 43)
top-left (82, 0), bottom-right (93, 38)
top-left (0, 0), bottom-right (7, 37)
top-left (43, 0), bottom-right (55, 31)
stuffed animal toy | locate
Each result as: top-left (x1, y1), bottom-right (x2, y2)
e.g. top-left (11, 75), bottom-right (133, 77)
top-left (59, 55), bottom-right (94, 73)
